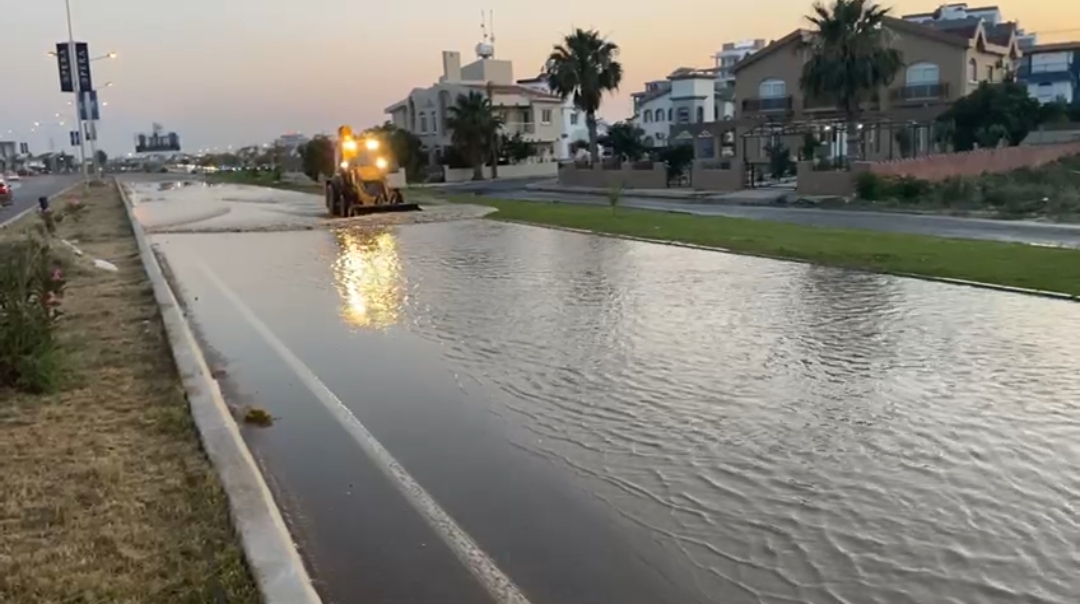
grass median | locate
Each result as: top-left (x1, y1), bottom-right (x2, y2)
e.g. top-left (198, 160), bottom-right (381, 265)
top-left (0, 181), bottom-right (258, 602)
top-left (449, 195), bottom-right (1080, 297)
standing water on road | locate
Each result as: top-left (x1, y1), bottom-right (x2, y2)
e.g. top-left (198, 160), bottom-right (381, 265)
top-left (150, 195), bottom-right (1080, 604)
top-left (391, 220), bottom-right (1080, 603)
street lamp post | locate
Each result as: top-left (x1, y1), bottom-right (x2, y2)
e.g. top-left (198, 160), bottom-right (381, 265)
top-left (63, 0), bottom-right (88, 182)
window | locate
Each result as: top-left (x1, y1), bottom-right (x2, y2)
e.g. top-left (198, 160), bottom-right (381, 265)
top-left (676, 107), bottom-right (690, 123)
top-left (522, 109), bottom-right (532, 124)
top-left (714, 105), bottom-right (719, 120)
top-left (758, 78), bottom-right (786, 98)
top-left (541, 109), bottom-right (553, 124)
top-left (645, 110), bottom-right (653, 123)
top-left (667, 108), bottom-right (673, 121)
top-left (696, 107), bottom-right (704, 122)
top-left (696, 136), bottom-right (715, 159)
top-left (905, 62), bottom-right (940, 85)
top-left (968, 58), bottom-right (978, 82)
top-left (570, 112), bottom-right (579, 126)
top-left (986, 64), bottom-right (994, 82)
top-left (419, 113), bottom-right (428, 134)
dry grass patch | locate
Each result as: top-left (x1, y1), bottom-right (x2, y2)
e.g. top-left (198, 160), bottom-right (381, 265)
top-left (0, 181), bottom-right (259, 603)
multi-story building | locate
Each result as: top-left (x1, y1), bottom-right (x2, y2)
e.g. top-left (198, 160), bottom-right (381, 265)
top-left (514, 74), bottom-right (609, 160)
top-left (629, 68), bottom-right (735, 147)
top-left (712, 39), bottom-right (767, 88)
top-left (902, 3), bottom-right (1037, 49)
top-left (719, 15), bottom-right (1021, 163)
top-left (1017, 42), bottom-right (1080, 105)
top-left (384, 44), bottom-right (563, 161)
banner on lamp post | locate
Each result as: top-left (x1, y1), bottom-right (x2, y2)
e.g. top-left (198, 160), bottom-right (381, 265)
top-left (74, 42), bottom-right (93, 92)
top-left (56, 42), bottom-right (73, 93)
top-left (84, 122), bottom-right (97, 142)
top-left (70, 130), bottom-right (81, 147)
top-left (78, 90), bottom-right (100, 121)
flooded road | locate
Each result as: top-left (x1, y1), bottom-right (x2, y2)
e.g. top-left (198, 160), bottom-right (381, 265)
top-left (132, 181), bottom-right (1080, 604)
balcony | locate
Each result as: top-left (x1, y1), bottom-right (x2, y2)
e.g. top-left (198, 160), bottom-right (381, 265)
top-left (889, 82), bottom-right (950, 105)
top-left (803, 93), bottom-right (881, 112)
top-left (741, 96), bottom-right (793, 113)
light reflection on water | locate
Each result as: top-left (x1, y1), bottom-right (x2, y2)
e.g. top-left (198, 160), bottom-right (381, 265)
top-left (331, 228), bottom-right (404, 329)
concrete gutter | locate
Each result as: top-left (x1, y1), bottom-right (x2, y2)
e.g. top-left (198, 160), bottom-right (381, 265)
top-left (495, 218), bottom-right (1080, 303)
top-left (116, 179), bottom-right (323, 604)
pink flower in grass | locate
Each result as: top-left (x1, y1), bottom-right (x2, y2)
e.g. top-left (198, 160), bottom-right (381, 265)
top-left (51, 268), bottom-right (64, 281)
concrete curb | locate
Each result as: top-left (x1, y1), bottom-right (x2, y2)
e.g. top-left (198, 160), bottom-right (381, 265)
top-left (116, 179), bottom-right (323, 604)
top-left (0, 180), bottom-right (83, 229)
top-left (495, 218), bottom-right (1080, 303)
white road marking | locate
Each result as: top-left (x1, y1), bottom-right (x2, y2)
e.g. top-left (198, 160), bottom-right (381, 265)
top-left (195, 260), bottom-right (534, 604)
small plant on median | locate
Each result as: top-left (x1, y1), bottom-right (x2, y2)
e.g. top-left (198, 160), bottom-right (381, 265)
top-left (63, 198), bottom-right (87, 223)
top-left (607, 183), bottom-right (623, 212)
top-left (0, 236), bottom-right (67, 393)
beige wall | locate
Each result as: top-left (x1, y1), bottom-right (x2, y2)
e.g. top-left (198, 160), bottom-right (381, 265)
top-left (558, 165), bottom-right (667, 189)
top-left (885, 30), bottom-right (966, 109)
top-left (443, 161), bottom-right (558, 182)
top-left (734, 40), bottom-right (802, 120)
top-left (692, 163), bottom-right (744, 191)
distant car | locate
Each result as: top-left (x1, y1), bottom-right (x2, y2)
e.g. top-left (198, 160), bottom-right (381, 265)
top-left (0, 179), bottom-right (12, 205)
top-left (5, 172), bottom-right (20, 181)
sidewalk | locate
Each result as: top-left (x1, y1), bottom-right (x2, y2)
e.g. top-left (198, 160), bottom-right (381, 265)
top-left (523, 180), bottom-right (793, 205)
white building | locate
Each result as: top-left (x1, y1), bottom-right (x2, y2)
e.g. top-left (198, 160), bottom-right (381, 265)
top-left (515, 74), bottom-right (611, 160)
top-left (385, 42), bottom-right (564, 161)
top-left (629, 68), bottom-right (735, 148)
top-left (712, 39), bottom-right (767, 88)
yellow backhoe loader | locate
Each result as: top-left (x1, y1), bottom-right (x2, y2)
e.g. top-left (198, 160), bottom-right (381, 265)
top-left (325, 125), bottom-right (419, 217)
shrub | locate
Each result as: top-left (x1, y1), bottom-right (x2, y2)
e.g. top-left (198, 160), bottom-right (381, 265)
top-left (894, 176), bottom-right (931, 202)
top-left (855, 172), bottom-right (889, 201)
top-left (0, 237), bottom-right (67, 393)
top-left (935, 177), bottom-right (976, 207)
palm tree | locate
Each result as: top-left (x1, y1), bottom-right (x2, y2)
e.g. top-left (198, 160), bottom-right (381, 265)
top-left (800, 0), bottom-right (903, 162)
top-left (544, 29), bottom-right (623, 164)
top-left (445, 91), bottom-right (503, 181)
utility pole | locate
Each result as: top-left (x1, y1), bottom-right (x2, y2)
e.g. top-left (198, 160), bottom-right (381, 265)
top-left (64, 0), bottom-right (88, 182)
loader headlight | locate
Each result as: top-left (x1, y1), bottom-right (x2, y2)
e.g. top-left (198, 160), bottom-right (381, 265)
top-left (375, 157), bottom-right (388, 170)
top-left (340, 161), bottom-right (349, 169)
top-left (366, 139), bottom-right (379, 151)
top-left (342, 139), bottom-right (358, 152)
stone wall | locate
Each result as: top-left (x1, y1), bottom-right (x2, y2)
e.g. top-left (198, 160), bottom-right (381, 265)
top-left (692, 162), bottom-right (744, 191)
top-left (557, 165), bottom-right (667, 189)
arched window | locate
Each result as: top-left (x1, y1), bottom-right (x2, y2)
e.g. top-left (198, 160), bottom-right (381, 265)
top-left (968, 58), bottom-right (978, 82)
top-left (644, 109), bottom-right (652, 123)
top-left (696, 106), bottom-right (704, 122)
top-left (676, 107), bottom-right (690, 123)
top-left (759, 78), bottom-right (786, 98)
top-left (905, 62), bottom-right (940, 85)
top-left (714, 105), bottom-right (719, 120)
top-left (419, 112), bottom-right (428, 134)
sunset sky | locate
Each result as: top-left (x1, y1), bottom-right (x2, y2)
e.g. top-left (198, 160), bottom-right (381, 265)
top-left (3, 0), bottom-right (1077, 156)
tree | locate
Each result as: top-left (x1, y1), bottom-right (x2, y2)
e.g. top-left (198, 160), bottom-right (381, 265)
top-left (445, 91), bottom-right (503, 180)
top-left (799, 0), bottom-right (903, 162)
top-left (605, 121), bottom-right (646, 162)
top-left (499, 132), bottom-right (536, 164)
top-left (298, 136), bottom-right (335, 182)
top-left (368, 122), bottom-right (425, 183)
top-left (657, 144), bottom-right (695, 183)
top-left (936, 81), bottom-right (1041, 151)
top-left (544, 29), bottom-right (623, 164)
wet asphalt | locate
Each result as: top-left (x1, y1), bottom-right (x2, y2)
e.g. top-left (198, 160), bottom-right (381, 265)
top-left (123, 177), bottom-right (1080, 604)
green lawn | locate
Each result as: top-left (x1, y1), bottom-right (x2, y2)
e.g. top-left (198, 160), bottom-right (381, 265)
top-left (207, 170), bottom-right (321, 193)
top-left (448, 195), bottom-right (1080, 297)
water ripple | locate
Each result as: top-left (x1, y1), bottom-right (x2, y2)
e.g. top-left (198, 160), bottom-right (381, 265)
top-left (396, 220), bottom-right (1080, 603)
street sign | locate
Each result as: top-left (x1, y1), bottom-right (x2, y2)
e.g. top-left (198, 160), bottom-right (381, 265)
top-left (83, 122), bottom-right (97, 142)
top-left (70, 130), bottom-right (81, 146)
top-left (19, 143), bottom-right (29, 155)
top-left (74, 42), bottom-right (93, 92)
top-left (56, 42), bottom-right (73, 93)
top-left (78, 89), bottom-right (101, 121)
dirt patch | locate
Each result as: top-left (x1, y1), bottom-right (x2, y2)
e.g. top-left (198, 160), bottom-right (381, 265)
top-left (0, 181), bottom-right (258, 603)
